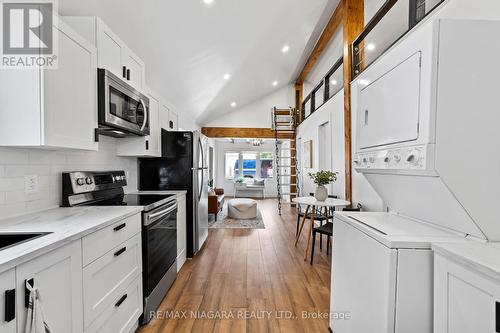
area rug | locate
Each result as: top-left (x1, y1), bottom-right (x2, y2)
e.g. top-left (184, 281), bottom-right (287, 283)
top-left (208, 203), bottom-right (265, 229)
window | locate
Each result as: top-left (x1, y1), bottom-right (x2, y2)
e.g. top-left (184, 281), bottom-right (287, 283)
top-left (225, 152), bottom-right (239, 179)
top-left (241, 152), bottom-right (257, 178)
top-left (259, 152), bottom-right (274, 179)
top-left (224, 151), bottom-right (274, 180)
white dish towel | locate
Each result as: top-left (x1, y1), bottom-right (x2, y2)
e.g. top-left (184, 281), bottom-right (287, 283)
top-left (25, 280), bottom-right (51, 333)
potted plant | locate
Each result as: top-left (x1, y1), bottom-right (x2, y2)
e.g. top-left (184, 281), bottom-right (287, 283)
top-left (308, 170), bottom-right (338, 201)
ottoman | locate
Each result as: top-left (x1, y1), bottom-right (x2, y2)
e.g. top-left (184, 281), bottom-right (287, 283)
top-left (228, 198), bottom-right (258, 219)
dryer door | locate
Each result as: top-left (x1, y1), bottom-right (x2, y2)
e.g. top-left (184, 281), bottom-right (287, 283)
top-left (358, 52), bottom-right (421, 150)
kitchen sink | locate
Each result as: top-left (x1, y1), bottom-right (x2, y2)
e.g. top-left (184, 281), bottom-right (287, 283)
top-left (0, 232), bottom-right (52, 251)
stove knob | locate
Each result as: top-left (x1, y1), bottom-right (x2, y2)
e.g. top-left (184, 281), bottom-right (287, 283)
top-left (76, 178), bottom-right (85, 186)
top-left (85, 177), bottom-right (93, 185)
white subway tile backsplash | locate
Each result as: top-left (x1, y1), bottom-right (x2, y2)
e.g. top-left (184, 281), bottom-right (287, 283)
top-left (0, 138), bottom-right (138, 219)
top-left (0, 178), bottom-right (25, 191)
top-left (0, 149), bottom-right (29, 165)
top-left (4, 165), bottom-right (51, 177)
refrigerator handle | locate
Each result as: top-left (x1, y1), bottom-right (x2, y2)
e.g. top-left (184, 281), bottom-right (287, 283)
top-left (198, 137), bottom-right (204, 200)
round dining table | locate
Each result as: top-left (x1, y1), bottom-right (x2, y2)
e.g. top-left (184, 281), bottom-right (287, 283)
top-left (292, 196), bottom-right (350, 260)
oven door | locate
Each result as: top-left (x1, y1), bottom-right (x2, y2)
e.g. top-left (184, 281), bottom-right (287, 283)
top-left (98, 69), bottom-right (150, 136)
top-left (142, 201), bottom-right (177, 297)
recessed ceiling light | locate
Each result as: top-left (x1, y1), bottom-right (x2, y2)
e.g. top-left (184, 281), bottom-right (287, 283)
top-left (358, 79), bottom-right (370, 86)
top-left (203, 0), bottom-right (214, 5)
top-left (330, 79), bottom-right (338, 85)
top-left (281, 45), bottom-right (290, 53)
top-left (230, 102), bottom-right (237, 107)
top-left (223, 73), bottom-right (231, 80)
top-left (272, 81), bottom-right (278, 86)
top-left (366, 43), bottom-right (376, 51)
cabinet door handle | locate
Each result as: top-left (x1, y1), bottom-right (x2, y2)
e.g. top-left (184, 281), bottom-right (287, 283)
top-left (114, 247), bottom-right (127, 257)
top-left (24, 278), bottom-right (33, 308)
top-left (145, 140), bottom-right (149, 150)
top-left (113, 223), bottom-right (126, 231)
top-left (496, 301), bottom-right (500, 332)
top-left (115, 294), bottom-right (127, 307)
top-left (126, 69), bottom-right (130, 81)
top-left (169, 120), bottom-right (174, 129)
top-left (5, 288), bottom-right (15, 322)
top-left (122, 66), bottom-right (127, 78)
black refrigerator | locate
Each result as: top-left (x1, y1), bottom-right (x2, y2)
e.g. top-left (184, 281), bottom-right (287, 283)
top-left (138, 130), bottom-right (208, 258)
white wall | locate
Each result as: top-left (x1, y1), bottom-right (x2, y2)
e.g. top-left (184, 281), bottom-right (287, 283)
top-left (214, 140), bottom-right (277, 197)
top-left (297, 91), bottom-right (345, 199)
top-left (0, 137), bottom-right (138, 220)
top-left (204, 85), bottom-right (294, 128)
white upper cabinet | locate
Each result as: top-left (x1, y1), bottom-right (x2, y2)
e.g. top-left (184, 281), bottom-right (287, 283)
top-left (0, 19), bottom-right (98, 150)
top-left (168, 110), bottom-right (179, 131)
top-left (116, 90), bottom-right (161, 157)
top-left (63, 16), bottom-right (145, 91)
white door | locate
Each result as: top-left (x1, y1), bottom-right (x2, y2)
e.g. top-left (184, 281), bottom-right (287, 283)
top-left (44, 21), bottom-right (97, 150)
top-left (357, 52), bottom-right (421, 150)
top-left (96, 20), bottom-right (124, 79)
top-left (0, 269), bottom-right (16, 333)
top-left (122, 49), bottom-right (144, 90)
top-left (331, 220), bottom-right (397, 332)
top-left (434, 253), bottom-right (499, 333)
top-left (176, 195), bottom-right (187, 272)
top-left (16, 240), bottom-right (83, 333)
top-left (318, 121), bottom-right (332, 192)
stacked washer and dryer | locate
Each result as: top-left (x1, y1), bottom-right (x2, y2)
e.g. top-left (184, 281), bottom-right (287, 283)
top-left (329, 16), bottom-right (500, 333)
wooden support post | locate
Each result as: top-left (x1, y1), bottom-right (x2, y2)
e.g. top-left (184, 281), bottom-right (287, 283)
top-left (343, 0), bottom-right (364, 203)
top-left (295, 83), bottom-right (303, 124)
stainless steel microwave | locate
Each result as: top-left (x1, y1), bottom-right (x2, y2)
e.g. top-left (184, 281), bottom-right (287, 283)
top-left (97, 68), bottom-right (150, 137)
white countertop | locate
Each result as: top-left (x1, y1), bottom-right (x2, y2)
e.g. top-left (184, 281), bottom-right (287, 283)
top-left (0, 190), bottom-right (187, 273)
top-left (433, 241), bottom-right (500, 281)
top-left (0, 206), bottom-right (142, 273)
top-left (131, 190), bottom-right (187, 197)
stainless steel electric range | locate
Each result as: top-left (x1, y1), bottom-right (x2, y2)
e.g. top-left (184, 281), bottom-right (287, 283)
top-left (62, 170), bottom-right (177, 324)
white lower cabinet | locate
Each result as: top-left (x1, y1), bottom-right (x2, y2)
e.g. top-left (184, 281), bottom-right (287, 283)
top-left (82, 213), bottom-right (143, 332)
top-left (176, 194), bottom-right (187, 272)
top-left (86, 276), bottom-right (142, 333)
top-left (0, 269), bottom-right (16, 333)
top-left (16, 240), bottom-right (83, 333)
top-left (83, 233), bottom-right (142, 328)
top-left (434, 251), bottom-right (500, 333)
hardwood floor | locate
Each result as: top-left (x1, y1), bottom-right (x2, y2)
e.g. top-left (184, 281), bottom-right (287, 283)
top-left (137, 199), bottom-right (332, 333)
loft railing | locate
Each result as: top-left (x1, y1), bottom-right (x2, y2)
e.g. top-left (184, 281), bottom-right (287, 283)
top-left (352, 0), bottom-right (445, 78)
top-left (300, 57), bottom-right (343, 122)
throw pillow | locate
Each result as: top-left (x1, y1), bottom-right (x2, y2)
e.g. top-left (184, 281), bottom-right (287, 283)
top-left (253, 179), bottom-right (265, 186)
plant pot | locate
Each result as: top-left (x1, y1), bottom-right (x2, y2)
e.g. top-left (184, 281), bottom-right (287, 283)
top-left (314, 185), bottom-right (328, 201)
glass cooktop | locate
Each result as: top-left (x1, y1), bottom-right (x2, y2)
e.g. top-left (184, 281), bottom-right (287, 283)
top-left (94, 193), bottom-right (175, 209)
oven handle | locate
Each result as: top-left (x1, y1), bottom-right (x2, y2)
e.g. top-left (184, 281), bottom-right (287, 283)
top-left (139, 98), bottom-right (148, 132)
top-left (145, 203), bottom-right (177, 226)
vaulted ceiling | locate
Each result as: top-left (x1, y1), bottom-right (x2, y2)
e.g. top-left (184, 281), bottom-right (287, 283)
top-left (60, 0), bottom-right (338, 125)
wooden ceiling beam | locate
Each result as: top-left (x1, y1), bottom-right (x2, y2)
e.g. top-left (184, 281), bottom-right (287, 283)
top-left (295, 4), bottom-right (344, 85)
top-left (201, 127), bottom-right (294, 139)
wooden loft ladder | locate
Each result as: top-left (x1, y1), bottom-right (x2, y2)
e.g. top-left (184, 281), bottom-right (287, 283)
top-left (272, 107), bottom-right (300, 215)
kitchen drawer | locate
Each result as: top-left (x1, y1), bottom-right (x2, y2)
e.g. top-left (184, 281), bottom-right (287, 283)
top-left (83, 233), bottom-right (142, 328)
top-left (82, 213), bottom-right (141, 266)
top-left (85, 275), bottom-right (143, 333)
